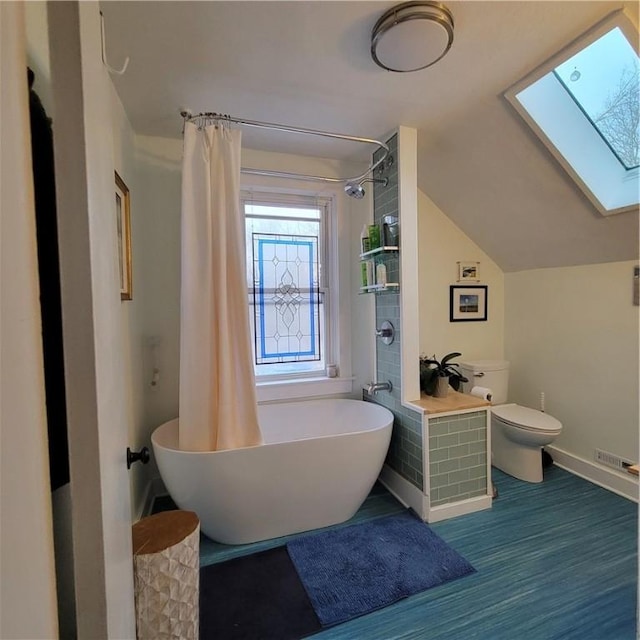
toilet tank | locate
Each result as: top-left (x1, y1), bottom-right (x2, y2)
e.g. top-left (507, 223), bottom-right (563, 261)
top-left (459, 360), bottom-right (509, 404)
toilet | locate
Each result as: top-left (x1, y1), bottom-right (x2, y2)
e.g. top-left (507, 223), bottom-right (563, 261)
top-left (459, 360), bottom-right (562, 483)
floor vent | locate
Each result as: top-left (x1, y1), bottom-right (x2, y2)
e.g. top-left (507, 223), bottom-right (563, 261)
top-left (594, 448), bottom-right (632, 471)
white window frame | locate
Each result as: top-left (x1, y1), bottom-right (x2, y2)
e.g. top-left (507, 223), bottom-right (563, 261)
top-left (504, 9), bottom-right (639, 217)
top-left (242, 189), bottom-right (351, 402)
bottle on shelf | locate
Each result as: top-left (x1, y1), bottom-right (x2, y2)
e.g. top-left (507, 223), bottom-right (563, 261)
top-left (361, 225), bottom-right (370, 253)
top-left (368, 224), bottom-right (381, 250)
top-left (382, 215), bottom-right (399, 247)
top-left (365, 260), bottom-right (375, 287)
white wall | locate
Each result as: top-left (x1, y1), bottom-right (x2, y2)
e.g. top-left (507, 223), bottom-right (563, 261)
top-left (24, 4), bottom-right (78, 636)
top-left (418, 189), bottom-right (638, 494)
top-left (110, 83), bottom-right (149, 518)
top-left (129, 134), bottom-right (372, 509)
top-left (24, 1), bottom-right (51, 110)
top-left (0, 4), bottom-right (58, 637)
top-left (418, 189), bottom-right (505, 362)
top-left (48, 2), bottom-right (135, 635)
top-left (505, 261), bottom-right (639, 469)
top-left (398, 126), bottom-right (421, 403)
top-left (128, 135), bottom-right (183, 506)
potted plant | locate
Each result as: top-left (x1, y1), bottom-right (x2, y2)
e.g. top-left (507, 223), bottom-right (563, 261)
top-left (419, 352), bottom-right (468, 398)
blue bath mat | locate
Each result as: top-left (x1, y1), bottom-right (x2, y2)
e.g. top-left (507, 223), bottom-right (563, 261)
top-left (286, 511), bottom-right (476, 627)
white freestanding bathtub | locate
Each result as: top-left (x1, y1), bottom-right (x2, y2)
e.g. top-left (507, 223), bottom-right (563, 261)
top-left (151, 399), bottom-right (393, 544)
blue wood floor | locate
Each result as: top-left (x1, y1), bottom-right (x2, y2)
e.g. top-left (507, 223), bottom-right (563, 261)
top-left (156, 466), bottom-right (638, 639)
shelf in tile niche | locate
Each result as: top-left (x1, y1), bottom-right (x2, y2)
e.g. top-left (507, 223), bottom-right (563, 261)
top-left (359, 246), bottom-right (399, 259)
top-left (359, 283), bottom-right (400, 294)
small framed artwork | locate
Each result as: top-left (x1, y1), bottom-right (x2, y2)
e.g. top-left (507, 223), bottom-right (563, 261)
top-left (457, 261), bottom-right (480, 282)
top-left (450, 285), bottom-right (488, 322)
top-left (115, 171), bottom-right (132, 300)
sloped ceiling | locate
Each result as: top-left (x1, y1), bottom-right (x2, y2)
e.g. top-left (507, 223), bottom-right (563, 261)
top-left (101, 1), bottom-right (639, 272)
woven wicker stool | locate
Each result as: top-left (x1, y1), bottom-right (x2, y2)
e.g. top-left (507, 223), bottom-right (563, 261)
top-left (132, 510), bottom-right (200, 639)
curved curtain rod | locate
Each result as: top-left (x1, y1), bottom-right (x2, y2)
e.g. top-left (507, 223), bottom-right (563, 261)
top-left (180, 110), bottom-right (389, 184)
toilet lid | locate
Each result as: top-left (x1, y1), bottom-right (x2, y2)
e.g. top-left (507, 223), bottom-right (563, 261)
top-left (492, 404), bottom-right (562, 433)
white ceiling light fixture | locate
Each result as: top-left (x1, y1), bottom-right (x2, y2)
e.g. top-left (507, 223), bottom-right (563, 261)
top-left (371, 1), bottom-right (454, 73)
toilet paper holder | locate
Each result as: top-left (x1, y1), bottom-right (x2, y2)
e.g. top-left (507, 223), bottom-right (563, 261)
top-left (470, 385), bottom-right (492, 402)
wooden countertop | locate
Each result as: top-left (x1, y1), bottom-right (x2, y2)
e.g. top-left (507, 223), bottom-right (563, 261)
top-left (409, 390), bottom-right (490, 415)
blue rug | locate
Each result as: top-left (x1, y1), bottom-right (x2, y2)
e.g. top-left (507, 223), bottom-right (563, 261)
top-left (286, 511), bottom-right (476, 626)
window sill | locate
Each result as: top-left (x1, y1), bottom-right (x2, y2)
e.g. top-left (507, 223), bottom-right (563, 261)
top-left (256, 376), bottom-right (353, 403)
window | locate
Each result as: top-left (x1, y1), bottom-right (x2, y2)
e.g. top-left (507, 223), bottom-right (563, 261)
top-left (554, 27), bottom-right (638, 170)
top-left (243, 192), bottom-right (332, 380)
top-left (505, 10), bottom-right (639, 216)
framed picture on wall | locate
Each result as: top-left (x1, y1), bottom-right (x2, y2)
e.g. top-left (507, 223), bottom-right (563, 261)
top-left (115, 171), bottom-right (132, 300)
top-left (457, 261), bottom-right (480, 282)
top-left (450, 285), bottom-right (487, 322)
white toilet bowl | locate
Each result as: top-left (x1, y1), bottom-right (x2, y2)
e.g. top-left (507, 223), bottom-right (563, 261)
top-left (459, 360), bottom-right (563, 484)
top-left (491, 404), bottom-right (562, 483)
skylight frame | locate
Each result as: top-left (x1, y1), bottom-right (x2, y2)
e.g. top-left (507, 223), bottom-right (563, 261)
top-left (504, 9), bottom-right (639, 217)
top-left (552, 27), bottom-right (639, 172)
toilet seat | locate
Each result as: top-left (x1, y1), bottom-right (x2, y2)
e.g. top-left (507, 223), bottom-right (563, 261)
top-left (492, 403), bottom-right (562, 435)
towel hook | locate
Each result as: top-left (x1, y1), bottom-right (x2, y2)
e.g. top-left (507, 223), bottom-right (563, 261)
top-left (100, 11), bottom-right (130, 76)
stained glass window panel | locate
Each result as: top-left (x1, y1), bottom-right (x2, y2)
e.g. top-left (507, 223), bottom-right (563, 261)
top-left (252, 233), bottom-right (321, 365)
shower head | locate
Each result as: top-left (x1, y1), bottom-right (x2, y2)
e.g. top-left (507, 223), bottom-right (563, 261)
top-left (345, 182), bottom-right (366, 199)
top-left (344, 177), bottom-right (388, 199)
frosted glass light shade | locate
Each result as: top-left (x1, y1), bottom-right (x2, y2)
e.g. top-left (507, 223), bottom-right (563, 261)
top-left (371, 1), bottom-right (454, 72)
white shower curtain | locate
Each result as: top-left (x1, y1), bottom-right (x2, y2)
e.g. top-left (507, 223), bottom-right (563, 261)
top-left (179, 122), bottom-right (263, 451)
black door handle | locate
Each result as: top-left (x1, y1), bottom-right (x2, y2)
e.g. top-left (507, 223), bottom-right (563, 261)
top-left (127, 446), bottom-right (150, 469)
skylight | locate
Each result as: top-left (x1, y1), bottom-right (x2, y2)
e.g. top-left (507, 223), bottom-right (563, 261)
top-left (555, 27), bottom-right (639, 170)
top-left (505, 11), bottom-right (639, 216)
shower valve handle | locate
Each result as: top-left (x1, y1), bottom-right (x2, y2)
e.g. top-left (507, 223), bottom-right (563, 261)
top-left (375, 320), bottom-right (395, 345)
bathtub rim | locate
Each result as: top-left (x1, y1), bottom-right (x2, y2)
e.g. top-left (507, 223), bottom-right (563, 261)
top-left (152, 398), bottom-right (394, 454)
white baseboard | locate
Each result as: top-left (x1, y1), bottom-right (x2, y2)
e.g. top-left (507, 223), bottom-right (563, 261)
top-left (546, 445), bottom-right (638, 503)
top-left (427, 495), bottom-right (492, 523)
top-left (379, 464), bottom-right (428, 519)
top-left (378, 465), bottom-right (493, 522)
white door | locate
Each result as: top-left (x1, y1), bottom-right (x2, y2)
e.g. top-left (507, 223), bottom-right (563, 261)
top-left (0, 4), bottom-right (59, 637)
top-left (48, 2), bottom-right (136, 637)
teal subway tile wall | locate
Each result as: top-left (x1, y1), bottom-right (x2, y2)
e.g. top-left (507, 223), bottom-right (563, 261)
top-left (428, 411), bottom-right (488, 506)
top-left (367, 134), bottom-right (424, 491)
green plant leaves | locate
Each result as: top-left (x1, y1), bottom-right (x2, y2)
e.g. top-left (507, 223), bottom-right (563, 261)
top-left (440, 352), bottom-right (462, 367)
top-left (419, 352), bottom-right (467, 395)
